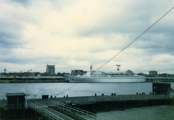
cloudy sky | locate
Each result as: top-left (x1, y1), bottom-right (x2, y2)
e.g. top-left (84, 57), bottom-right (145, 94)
top-left (0, 0), bottom-right (174, 74)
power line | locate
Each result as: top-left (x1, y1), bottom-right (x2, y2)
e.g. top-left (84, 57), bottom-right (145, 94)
top-left (62, 0), bottom-right (116, 69)
top-left (60, 1), bottom-right (108, 68)
top-left (58, 83), bottom-right (78, 96)
top-left (86, 0), bottom-right (117, 37)
top-left (96, 6), bottom-right (174, 71)
top-left (58, 7), bottom-right (174, 95)
top-left (80, 0), bottom-right (107, 36)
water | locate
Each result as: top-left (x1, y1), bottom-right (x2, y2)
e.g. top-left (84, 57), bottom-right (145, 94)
top-left (0, 82), bottom-right (174, 120)
top-left (96, 105), bottom-right (174, 120)
top-left (0, 83), bottom-right (154, 99)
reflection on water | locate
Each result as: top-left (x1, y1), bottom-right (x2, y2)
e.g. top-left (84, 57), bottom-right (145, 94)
top-left (0, 82), bottom-right (174, 120)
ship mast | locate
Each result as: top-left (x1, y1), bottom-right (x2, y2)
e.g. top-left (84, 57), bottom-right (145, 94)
top-left (90, 65), bottom-right (93, 71)
top-left (4, 68), bottom-right (7, 76)
top-left (116, 65), bottom-right (121, 71)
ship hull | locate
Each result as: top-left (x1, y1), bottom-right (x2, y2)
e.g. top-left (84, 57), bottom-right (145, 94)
top-left (69, 76), bottom-right (146, 83)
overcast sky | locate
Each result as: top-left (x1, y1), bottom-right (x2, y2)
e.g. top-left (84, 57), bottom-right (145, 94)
top-left (0, 0), bottom-right (174, 74)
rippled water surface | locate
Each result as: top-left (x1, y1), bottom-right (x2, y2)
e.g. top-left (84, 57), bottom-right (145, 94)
top-left (96, 105), bottom-right (174, 120)
top-left (0, 82), bottom-right (174, 120)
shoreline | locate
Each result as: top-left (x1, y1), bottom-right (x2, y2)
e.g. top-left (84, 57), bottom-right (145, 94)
top-left (0, 80), bottom-right (69, 83)
top-left (0, 80), bottom-right (174, 83)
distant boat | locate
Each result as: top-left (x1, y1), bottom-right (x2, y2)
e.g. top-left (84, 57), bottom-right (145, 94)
top-left (68, 65), bottom-right (145, 83)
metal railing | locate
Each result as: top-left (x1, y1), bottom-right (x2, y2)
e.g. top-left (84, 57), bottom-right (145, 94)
top-left (34, 102), bottom-right (74, 120)
top-left (29, 102), bottom-right (74, 120)
top-left (49, 101), bottom-right (109, 120)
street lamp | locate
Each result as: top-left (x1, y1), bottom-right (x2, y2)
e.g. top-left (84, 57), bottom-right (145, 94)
top-left (26, 69), bottom-right (32, 109)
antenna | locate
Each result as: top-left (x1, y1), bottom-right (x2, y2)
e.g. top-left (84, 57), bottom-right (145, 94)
top-left (116, 65), bottom-right (121, 71)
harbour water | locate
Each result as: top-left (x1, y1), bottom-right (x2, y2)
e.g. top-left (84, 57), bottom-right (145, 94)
top-left (0, 82), bottom-right (174, 120)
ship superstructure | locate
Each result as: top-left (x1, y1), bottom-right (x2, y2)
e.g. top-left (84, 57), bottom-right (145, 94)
top-left (69, 65), bottom-right (145, 83)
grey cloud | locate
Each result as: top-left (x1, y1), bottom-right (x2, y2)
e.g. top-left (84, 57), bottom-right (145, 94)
top-left (87, 16), bottom-right (173, 36)
top-left (49, 0), bottom-right (77, 11)
top-left (1, 0), bottom-right (173, 73)
top-left (9, 0), bottom-right (31, 7)
top-left (133, 33), bottom-right (174, 55)
top-left (0, 21), bottom-right (25, 48)
top-left (8, 0), bottom-right (76, 11)
top-left (81, 13), bottom-right (174, 56)
top-left (133, 60), bottom-right (174, 73)
top-left (0, 56), bottom-right (63, 65)
top-left (79, 1), bottom-right (174, 37)
top-left (0, 32), bottom-right (24, 48)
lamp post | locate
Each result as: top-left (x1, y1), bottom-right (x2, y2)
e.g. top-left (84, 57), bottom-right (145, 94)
top-left (26, 69), bottom-right (32, 109)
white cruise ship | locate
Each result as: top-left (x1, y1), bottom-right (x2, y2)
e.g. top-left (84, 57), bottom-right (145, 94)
top-left (69, 65), bottom-right (145, 83)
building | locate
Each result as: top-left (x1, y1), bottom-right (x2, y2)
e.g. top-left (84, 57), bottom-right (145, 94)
top-left (149, 71), bottom-right (158, 76)
top-left (71, 70), bottom-right (87, 75)
top-left (137, 72), bottom-right (147, 76)
top-left (6, 93), bottom-right (26, 105)
top-left (158, 73), bottom-right (167, 77)
top-left (57, 72), bottom-right (70, 76)
top-left (41, 72), bottom-right (50, 76)
top-left (46, 64), bottom-right (55, 74)
top-left (29, 72), bottom-right (35, 76)
top-left (126, 70), bottom-right (134, 74)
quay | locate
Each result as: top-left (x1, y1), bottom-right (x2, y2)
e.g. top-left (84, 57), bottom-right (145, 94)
top-left (0, 76), bottom-right (174, 83)
top-left (0, 76), bottom-right (68, 83)
top-left (1, 94), bottom-right (174, 120)
top-left (28, 93), bottom-right (174, 111)
top-left (146, 77), bottom-right (174, 82)
top-left (0, 80), bottom-right (69, 83)
top-left (0, 83), bottom-right (174, 119)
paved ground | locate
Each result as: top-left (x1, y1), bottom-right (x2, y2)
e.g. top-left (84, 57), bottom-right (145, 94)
top-left (28, 94), bottom-right (170, 106)
top-left (1, 94), bottom-right (170, 109)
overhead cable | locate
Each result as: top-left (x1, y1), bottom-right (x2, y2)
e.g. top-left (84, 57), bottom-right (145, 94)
top-left (58, 6), bottom-right (174, 95)
top-left (96, 7), bottom-right (174, 71)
